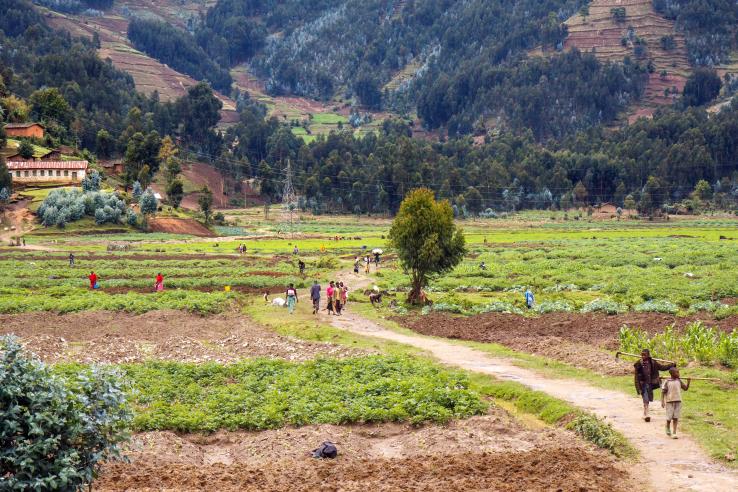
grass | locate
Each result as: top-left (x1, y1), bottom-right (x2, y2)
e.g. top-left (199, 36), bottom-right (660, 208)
top-left (445, 337), bottom-right (738, 465)
top-left (467, 373), bottom-right (636, 459)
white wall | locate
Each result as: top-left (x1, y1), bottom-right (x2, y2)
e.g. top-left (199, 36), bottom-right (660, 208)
top-left (11, 168), bottom-right (86, 183)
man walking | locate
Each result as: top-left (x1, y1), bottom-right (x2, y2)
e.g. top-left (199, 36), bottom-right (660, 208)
top-left (69, 253), bottom-right (75, 267)
top-left (310, 280), bottom-right (321, 315)
top-left (634, 349), bottom-right (675, 422)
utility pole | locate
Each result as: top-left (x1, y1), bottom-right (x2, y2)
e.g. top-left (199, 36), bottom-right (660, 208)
top-left (282, 159), bottom-right (297, 237)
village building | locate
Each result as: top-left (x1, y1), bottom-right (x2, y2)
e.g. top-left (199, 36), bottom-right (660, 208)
top-left (3, 122), bottom-right (45, 139)
top-left (7, 160), bottom-right (88, 184)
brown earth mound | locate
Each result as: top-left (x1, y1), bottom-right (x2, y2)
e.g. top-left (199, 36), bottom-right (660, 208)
top-left (96, 409), bottom-right (635, 491)
top-left (398, 312), bottom-right (738, 375)
top-left (148, 218), bottom-right (214, 237)
top-left (1, 310), bottom-right (368, 363)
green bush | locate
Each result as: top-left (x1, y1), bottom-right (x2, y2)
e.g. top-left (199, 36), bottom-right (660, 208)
top-left (113, 356), bottom-right (487, 432)
top-left (1, 336), bottom-right (131, 490)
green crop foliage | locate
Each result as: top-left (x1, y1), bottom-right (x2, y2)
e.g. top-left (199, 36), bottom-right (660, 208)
top-left (0, 289), bottom-right (235, 314)
top-left (619, 323), bottom-right (738, 369)
top-left (62, 356), bottom-right (488, 433)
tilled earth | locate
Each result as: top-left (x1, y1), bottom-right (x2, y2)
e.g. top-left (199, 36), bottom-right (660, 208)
top-left (1, 310), bottom-right (369, 363)
top-left (397, 312), bottom-right (738, 375)
top-left (96, 407), bottom-right (635, 491)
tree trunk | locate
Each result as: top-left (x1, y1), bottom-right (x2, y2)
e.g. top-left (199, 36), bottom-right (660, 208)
top-left (407, 271), bottom-right (427, 305)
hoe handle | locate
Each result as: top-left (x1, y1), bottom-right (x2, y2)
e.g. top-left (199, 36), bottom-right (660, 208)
top-left (616, 351), bottom-right (675, 365)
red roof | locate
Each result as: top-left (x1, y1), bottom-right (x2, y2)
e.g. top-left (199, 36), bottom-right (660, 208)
top-left (7, 160), bottom-right (88, 170)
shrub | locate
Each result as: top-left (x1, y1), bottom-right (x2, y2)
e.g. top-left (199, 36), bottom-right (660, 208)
top-left (535, 300), bottom-right (574, 314)
top-left (634, 299), bottom-right (678, 314)
top-left (132, 181), bottom-right (143, 199)
top-left (81, 169), bottom-right (101, 192)
top-left (473, 301), bottom-right (524, 315)
top-left (38, 188), bottom-right (125, 227)
top-left (139, 188), bottom-right (158, 216)
top-left (0, 336), bottom-right (131, 490)
top-left (580, 299), bottom-right (627, 315)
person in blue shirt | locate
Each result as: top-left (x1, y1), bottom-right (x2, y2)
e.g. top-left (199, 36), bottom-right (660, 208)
top-left (524, 288), bottom-right (535, 309)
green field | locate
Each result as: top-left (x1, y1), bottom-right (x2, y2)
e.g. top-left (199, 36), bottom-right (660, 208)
top-left (4, 208), bottom-right (738, 483)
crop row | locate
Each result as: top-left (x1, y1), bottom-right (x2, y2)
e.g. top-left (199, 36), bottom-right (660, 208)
top-left (56, 356), bottom-right (487, 433)
top-left (0, 290), bottom-right (236, 314)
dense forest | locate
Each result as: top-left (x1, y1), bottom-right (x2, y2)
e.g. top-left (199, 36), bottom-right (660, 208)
top-left (127, 18), bottom-right (232, 93)
top-left (4, 0), bottom-right (738, 217)
top-left (0, 0), bottom-right (222, 159)
top-left (211, 97), bottom-right (738, 215)
top-left (653, 0), bottom-right (738, 65)
top-left (189, 0), bottom-right (737, 138)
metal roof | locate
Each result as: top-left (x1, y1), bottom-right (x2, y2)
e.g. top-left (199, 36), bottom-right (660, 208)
top-left (7, 161), bottom-right (88, 170)
top-left (3, 122), bottom-right (45, 129)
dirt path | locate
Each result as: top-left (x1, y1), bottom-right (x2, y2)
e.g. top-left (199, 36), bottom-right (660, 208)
top-left (327, 272), bottom-right (738, 491)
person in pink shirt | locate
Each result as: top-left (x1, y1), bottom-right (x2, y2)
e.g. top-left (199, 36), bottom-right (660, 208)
top-left (326, 281), bottom-right (335, 315)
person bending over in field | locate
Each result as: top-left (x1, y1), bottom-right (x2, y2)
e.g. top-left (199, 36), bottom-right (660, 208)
top-left (661, 368), bottom-right (690, 438)
top-left (634, 349), bottom-right (675, 422)
top-left (298, 260), bottom-right (306, 275)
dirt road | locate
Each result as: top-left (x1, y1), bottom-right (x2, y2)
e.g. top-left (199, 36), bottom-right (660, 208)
top-left (328, 272), bottom-right (738, 492)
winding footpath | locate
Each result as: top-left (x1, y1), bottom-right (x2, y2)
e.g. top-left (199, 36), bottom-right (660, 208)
top-left (326, 273), bottom-right (738, 492)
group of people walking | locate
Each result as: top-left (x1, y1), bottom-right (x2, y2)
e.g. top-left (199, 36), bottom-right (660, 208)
top-left (301, 280), bottom-right (349, 315)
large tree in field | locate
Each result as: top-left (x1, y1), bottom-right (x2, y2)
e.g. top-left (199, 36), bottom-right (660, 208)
top-left (389, 188), bottom-right (466, 304)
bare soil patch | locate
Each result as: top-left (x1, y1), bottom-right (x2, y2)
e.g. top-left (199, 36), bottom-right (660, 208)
top-left (96, 408), bottom-right (635, 491)
top-left (1, 310), bottom-right (368, 363)
top-left (397, 312), bottom-right (738, 375)
top-left (180, 162), bottom-right (230, 209)
top-left (148, 218), bottom-right (214, 237)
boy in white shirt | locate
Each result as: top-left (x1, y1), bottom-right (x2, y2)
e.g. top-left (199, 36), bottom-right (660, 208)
top-left (661, 367), bottom-right (690, 439)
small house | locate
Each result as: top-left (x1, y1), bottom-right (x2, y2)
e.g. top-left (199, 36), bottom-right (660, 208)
top-left (7, 160), bottom-right (88, 184)
top-left (3, 123), bottom-right (45, 139)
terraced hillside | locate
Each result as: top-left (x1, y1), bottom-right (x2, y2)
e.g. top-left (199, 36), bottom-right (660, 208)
top-left (563, 0), bottom-right (690, 120)
top-left (41, 5), bottom-right (238, 125)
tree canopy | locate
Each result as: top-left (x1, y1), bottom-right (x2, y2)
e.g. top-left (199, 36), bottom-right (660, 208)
top-left (389, 188), bottom-right (466, 303)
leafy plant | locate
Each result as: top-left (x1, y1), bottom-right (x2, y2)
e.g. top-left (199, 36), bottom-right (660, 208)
top-left (106, 356), bottom-right (487, 432)
top-left (567, 414), bottom-right (634, 458)
top-left (634, 299), bottom-right (678, 314)
top-left (580, 299), bottom-right (627, 315)
top-left (0, 336), bottom-right (131, 490)
top-left (619, 323), bottom-right (738, 369)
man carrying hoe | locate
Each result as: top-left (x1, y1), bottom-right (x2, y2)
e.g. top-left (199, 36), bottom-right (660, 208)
top-left (634, 349), bottom-right (675, 422)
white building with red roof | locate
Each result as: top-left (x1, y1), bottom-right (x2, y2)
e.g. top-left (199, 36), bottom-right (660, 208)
top-left (7, 161), bottom-right (88, 184)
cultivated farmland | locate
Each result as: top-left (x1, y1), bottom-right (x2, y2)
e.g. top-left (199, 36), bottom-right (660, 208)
top-left (2, 210), bottom-right (738, 489)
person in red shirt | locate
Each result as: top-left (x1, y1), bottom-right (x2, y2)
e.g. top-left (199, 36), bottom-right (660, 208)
top-left (155, 273), bottom-right (164, 291)
top-left (89, 271), bottom-right (97, 289)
